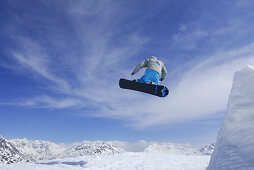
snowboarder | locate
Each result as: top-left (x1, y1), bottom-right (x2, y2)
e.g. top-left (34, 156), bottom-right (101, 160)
top-left (131, 56), bottom-right (167, 85)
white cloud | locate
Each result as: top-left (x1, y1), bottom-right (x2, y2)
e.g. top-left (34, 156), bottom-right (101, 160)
top-left (6, 5), bottom-right (149, 113)
top-left (19, 95), bottom-right (82, 109)
top-left (11, 39), bottom-right (72, 95)
top-left (179, 25), bottom-right (187, 31)
top-left (84, 42), bottom-right (254, 129)
top-left (172, 28), bottom-right (207, 50)
top-left (4, 1), bottom-right (254, 130)
top-left (129, 43), bottom-right (254, 128)
top-left (7, 29), bottom-right (254, 130)
top-left (111, 140), bottom-right (153, 152)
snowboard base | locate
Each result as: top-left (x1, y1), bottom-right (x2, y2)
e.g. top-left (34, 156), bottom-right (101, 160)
top-left (119, 78), bottom-right (169, 97)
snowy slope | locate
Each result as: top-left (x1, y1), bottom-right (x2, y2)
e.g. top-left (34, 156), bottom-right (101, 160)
top-left (59, 141), bottom-right (125, 158)
top-left (208, 65), bottom-right (254, 170)
top-left (10, 138), bottom-right (67, 161)
top-left (0, 152), bottom-right (210, 170)
top-left (0, 136), bottom-right (34, 164)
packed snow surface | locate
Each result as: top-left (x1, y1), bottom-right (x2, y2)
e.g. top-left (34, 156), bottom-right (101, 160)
top-left (0, 152), bottom-right (210, 170)
top-left (208, 65), bottom-right (254, 169)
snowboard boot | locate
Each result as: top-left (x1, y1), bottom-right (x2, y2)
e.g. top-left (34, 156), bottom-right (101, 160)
top-left (149, 82), bottom-right (156, 85)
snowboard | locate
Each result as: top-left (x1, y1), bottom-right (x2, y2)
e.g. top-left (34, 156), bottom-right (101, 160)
top-left (119, 78), bottom-right (169, 97)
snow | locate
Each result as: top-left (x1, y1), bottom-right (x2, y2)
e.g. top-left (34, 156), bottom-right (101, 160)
top-left (1, 137), bottom-right (211, 169)
top-left (144, 142), bottom-right (215, 156)
top-left (145, 143), bottom-right (197, 155)
top-left (59, 141), bottom-right (125, 158)
top-left (208, 65), bottom-right (254, 169)
top-left (199, 143), bottom-right (215, 155)
top-left (8, 139), bottom-right (125, 161)
top-left (0, 136), bottom-right (34, 164)
top-left (0, 153), bottom-right (210, 170)
top-left (10, 138), bottom-right (67, 161)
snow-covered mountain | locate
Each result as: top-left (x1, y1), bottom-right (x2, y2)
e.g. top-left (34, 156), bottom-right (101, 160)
top-left (1, 135), bottom-right (213, 165)
top-left (145, 143), bottom-right (196, 155)
top-left (59, 141), bottom-right (126, 158)
top-left (208, 65), bottom-right (254, 169)
top-left (9, 139), bottom-right (125, 160)
top-left (0, 136), bottom-right (34, 164)
top-left (144, 143), bottom-right (214, 155)
top-left (199, 143), bottom-right (215, 155)
top-left (9, 138), bottom-right (67, 161)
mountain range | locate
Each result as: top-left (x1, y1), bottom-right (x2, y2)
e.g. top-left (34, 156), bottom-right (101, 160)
top-left (0, 136), bottom-right (34, 164)
top-left (0, 135), bottom-right (214, 164)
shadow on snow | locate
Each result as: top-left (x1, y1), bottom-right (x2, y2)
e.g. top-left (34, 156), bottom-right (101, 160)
top-left (39, 160), bottom-right (87, 167)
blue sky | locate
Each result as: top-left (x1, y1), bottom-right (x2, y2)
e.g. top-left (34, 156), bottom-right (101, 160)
top-left (1, 0), bottom-right (254, 145)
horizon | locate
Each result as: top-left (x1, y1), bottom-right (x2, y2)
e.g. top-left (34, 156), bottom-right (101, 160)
top-left (2, 134), bottom-right (212, 152)
top-left (1, 0), bottom-right (254, 145)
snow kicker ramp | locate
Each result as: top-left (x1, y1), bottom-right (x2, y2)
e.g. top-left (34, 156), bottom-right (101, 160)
top-left (208, 65), bottom-right (254, 170)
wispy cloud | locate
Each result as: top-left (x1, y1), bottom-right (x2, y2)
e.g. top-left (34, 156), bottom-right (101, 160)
top-left (172, 28), bottom-right (207, 50)
top-left (172, 1), bottom-right (254, 52)
top-left (3, 1), bottom-right (149, 112)
top-left (18, 95), bottom-right (82, 109)
top-left (11, 39), bottom-right (72, 95)
top-left (2, 0), bottom-right (254, 130)
top-left (130, 43), bottom-right (254, 128)
top-left (82, 42), bottom-right (254, 129)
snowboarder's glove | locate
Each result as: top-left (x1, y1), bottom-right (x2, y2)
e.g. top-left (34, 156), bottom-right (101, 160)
top-left (131, 72), bottom-right (135, 76)
top-left (160, 78), bottom-right (164, 81)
